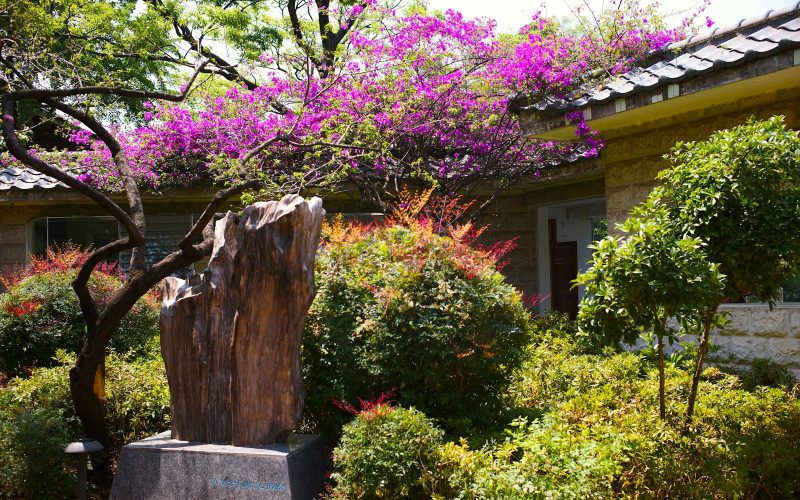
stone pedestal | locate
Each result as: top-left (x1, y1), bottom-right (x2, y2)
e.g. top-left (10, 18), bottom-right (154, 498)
top-left (110, 432), bottom-right (329, 499)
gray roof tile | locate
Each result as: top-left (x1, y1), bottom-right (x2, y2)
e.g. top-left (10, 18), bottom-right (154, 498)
top-left (690, 44), bottom-right (726, 61)
top-left (739, 38), bottom-right (780, 53)
top-left (782, 17), bottom-right (800, 31)
top-left (626, 70), bottom-right (660, 88)
top-left (783, 29), bottom-right (800, 42)
top-left (518, 6), bottom-right (800, 111)
top-left (750, 26), bottom-right (787, 43)
top-left (0, 165), bottom-right (70, 191)
top-left (718, 35), bottom-right (756, 52)
top-left (672, 53), bottom-right (714, 72)
top-left (649, 62), bottom-right (685, 80)
top-left (606, 77), bottom-right (636, 94)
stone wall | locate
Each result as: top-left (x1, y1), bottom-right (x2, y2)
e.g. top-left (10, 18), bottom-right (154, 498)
top-left (603, 88), bottom-right (800, 229)
top-left (653, 305), bottom-right (800, 379)
top-left (712, 304), bottom-right (800, 379)
top-left (0, 223), bottom-right (26, 271)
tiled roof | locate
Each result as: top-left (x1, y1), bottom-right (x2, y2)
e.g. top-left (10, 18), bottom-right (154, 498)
top-left (519, 3), bottom-right (800, 113)
top-left (0, 165), bottom-right (70, 191)
top-left (1, 146), bottom-right (594, 193)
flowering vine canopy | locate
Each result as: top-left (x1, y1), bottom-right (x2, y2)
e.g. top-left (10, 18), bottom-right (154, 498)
top-left (5, 1), bottom-right (702, 209)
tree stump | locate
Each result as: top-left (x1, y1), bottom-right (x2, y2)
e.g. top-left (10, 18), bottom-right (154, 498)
top-left (160, 195), bottom-right (325, 445)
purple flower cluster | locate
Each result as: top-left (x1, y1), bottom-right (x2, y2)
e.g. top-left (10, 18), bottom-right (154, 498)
top-left (32, 4), bottom-right (692, 194)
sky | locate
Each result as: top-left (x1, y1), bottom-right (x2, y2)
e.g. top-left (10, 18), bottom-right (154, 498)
top-left (426, 0), bottom-right (796, 34)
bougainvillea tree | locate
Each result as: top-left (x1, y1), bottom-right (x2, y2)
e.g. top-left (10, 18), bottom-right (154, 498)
top-left (74, 4), bottom-right (692, 213)
top-left (1, 0), bottom-right (698, 444)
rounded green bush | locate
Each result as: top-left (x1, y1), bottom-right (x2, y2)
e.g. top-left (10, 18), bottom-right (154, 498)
top-left (0, 270), bottom-right (159, 376)
top-left (302, 222), bottom-right (531, 436)
top-left (330, 405), bottom-right (443, 499)
top-left (0, 351), bottom-right (170, 498)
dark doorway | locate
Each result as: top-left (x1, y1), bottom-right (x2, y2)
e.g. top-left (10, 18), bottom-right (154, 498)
top-left (548, 219), bottom-right (579, 318)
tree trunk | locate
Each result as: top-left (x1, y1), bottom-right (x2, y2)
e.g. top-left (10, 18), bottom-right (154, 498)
top-left (69, 320), bottom-right (114, 448)
top-left (69, 359), bottom-right (109, 446)
top-left (686, 309), bottom-right (715, 426)
top-left (160, 195), bottom-right (325, 445)
top-left (657, 333), bottom-right (665, 421)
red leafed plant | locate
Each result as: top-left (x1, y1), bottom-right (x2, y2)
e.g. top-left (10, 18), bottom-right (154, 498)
top-left (3, 298), bottom-right (42, 317)
top-left (333, 389), bottom-right (398, 421)
top-left (322, 188), bottom-right (519, 281)
top-left (1, 242), bottom-right (122, 290)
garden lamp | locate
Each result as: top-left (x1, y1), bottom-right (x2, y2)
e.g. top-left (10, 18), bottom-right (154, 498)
top-left (64, 438), bottom-right (103, 500)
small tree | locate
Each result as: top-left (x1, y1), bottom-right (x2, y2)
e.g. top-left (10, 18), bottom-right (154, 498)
top-left (579, 116), bottom-right (800, 425)
top-left (653, 116), bottom-right (800, 423)
top-left (577, 203), bottom-right (725, 420)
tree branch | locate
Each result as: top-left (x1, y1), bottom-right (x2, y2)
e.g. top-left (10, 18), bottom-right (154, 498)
top-left (72, 238), bottom-right (133, 328)
top-left (288, 0), bottom-right (323, 70)
top-left (179, 179), bottom-right (261, 251)
top-left (1, 96), bottom-right (142, 240)
top-left (11, 58), bottom-right (210, 102)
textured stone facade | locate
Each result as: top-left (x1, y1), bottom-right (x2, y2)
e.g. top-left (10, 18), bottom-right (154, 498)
top-left (603, 88), bottom-right (800, 229)
top-left (663, 305), bottom-right (800, 379)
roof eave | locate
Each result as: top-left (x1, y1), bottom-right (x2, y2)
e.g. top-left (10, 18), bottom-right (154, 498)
top-left (522, 50), bottom-right (800, 140)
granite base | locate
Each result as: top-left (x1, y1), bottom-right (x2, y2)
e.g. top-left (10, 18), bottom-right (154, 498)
top-left (110, 431), bottom-right (329, 499)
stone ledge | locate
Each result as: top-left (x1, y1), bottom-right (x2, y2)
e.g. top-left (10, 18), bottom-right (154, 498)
top-left (110, 432), bottom-right (329, 500)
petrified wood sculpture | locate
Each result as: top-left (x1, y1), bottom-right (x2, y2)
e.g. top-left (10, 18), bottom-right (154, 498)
top-left (160, 195), bottom-right (325, 445)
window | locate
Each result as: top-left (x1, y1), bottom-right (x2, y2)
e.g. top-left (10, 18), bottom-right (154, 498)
top-left (30, 214), bottom-right (196, 278)
top-left (32, 216), bottom-right (119, 255)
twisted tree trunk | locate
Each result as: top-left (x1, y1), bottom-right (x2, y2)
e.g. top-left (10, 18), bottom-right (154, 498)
top-left (160, 195), bottom-right (324, 445)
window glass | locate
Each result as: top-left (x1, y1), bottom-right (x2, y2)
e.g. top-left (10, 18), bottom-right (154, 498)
top-left (31, 215), bottom-right (196, 278)
top-left (118, 214), bottom-right (195, 278)
top-left (31, 217), bottom-right (119, 255)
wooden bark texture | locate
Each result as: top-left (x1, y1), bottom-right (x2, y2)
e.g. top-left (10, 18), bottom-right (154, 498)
top-left (160, 195), bottom-right (325, 445)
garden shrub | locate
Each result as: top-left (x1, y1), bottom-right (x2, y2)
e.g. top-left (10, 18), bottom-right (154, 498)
top-left (0, 351), bottom-right (170, 498)
top-left (437, 416), bottom-right (624, 499)
top-left (324, 321), bottom-right (800, 498)
top-left (0, 406), bottom-right (76, 499)
top-left (0, 248), bottom-right (159, 377)
top-left (735, 358), bottom-right (797, 391)
top-left (302, 216), bottom-right (531, 437)
top-left (330, 404), bottom-right (443, 499)
top-left (486, 335), bottom-right (800, 498)
top-left (531, 311), bottom-right (605, 354)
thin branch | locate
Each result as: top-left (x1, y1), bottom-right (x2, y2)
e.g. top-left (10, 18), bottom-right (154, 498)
top-left (179, 179), bottom-right (261, 251)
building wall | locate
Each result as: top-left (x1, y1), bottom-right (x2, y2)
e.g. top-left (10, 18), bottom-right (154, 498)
top-left (0, 190), bottom-right (384, 271)
top-left (0, 194), bottom-right (216, 271)
top-left (714, 304), bottom-right (800, 379)
top-left (603, 87), bottom-right (800, 229)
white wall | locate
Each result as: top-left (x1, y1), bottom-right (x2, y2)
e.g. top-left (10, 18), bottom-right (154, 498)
top-left (537, 197), bottom-right (605, 313)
